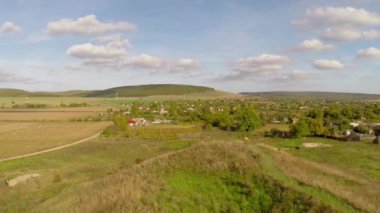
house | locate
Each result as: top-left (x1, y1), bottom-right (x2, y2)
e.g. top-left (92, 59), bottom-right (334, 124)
top-left (350, 122), bottom-right (360, 128)
top-left (128, 118), bottom-right (148, 127)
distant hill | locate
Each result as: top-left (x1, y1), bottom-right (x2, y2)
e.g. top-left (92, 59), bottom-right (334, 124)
top-left (241, 91), bottom-right (380, 100)
top-left (85, 84), bottom-right (215, 97)
top-left (0, 84), bottom-right (217, 98)
top-left (0, 89), bottom-right (93, 97)
top-left (0, 89), bottom-right (31, 97)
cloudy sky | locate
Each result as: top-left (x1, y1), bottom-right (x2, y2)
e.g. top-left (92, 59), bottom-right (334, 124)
top-left (0, 0), bottom-right (379, 93)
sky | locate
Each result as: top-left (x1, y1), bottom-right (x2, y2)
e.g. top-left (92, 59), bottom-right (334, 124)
top-left (0, 0), bottom-right (379, 93)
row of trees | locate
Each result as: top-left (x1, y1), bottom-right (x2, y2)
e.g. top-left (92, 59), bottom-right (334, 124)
top-left (289, 108), bottom-right (370, 138)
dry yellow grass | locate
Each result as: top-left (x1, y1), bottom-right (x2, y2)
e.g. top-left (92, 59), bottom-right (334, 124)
top-left (259, 143), bottom-right (380, 213)
top-left (0, 121), bottom-right (111, 158)
top-left (0, 107), bottom-right (108, 121)
top-left (0, 122), bottom-right (34, 134)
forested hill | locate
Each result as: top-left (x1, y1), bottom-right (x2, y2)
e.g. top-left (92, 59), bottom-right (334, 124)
top-left (84, 84), bottom-right (215, 97)
top-left (0, 89), bottom-right (93, 97)
top-left (241, 91), bottom-right (380, 101)
top-left (0, 84), bottom-right (216, 97)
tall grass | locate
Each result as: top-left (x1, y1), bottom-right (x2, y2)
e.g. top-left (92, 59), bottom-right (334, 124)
top-left (39, 142), bottom-right (334, 212)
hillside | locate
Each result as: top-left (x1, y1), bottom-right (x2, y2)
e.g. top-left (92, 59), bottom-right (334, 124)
top-left (85, 84), bottom-right (215, 97)
top-left (0, 89), bottom-right (93, 97)
top-left (241, 91), bottom-right (380, 101)
top-left (37, 141), bottom-right (333, 212)
top-left (0, 84), bottom-right (217, 98)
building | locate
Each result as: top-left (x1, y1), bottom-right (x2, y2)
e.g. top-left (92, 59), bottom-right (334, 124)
top-left (128, 118), bottom-right (148, 126)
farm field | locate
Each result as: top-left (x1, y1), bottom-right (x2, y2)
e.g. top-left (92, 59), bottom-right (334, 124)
top-left (0, 121), bottom-right (111, 159)
top-left (0, 109), bottom-right (107, 121)
top-left (1, 124), bottom-right (378, 212)
top-left (0, 95), bottom-right (379, 212)
top-left (0, 97), bottom-right (108, 108)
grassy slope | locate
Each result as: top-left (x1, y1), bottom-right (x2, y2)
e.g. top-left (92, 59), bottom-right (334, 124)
top-left (1, 125), bottom-right (375, 212)
top-left (0, 125), bottom-right (198, 212)
top-left (0, 89), bottom-right (93, 97)
top-left (39, 142), bottom-right (333, 212)
top-left (0, 84), bottom-right (225, 98)
top-left (85, 84), bottom-right (215, 97)
top-left (241, 91), bottom-right (380, 100)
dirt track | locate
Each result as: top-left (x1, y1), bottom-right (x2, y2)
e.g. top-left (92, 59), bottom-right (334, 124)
top-left (0, 133), bottom-right (101, 163)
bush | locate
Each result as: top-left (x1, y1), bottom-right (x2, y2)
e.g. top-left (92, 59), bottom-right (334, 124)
top-left (353, 125), bottom-right (369, 134)
top-left (290, 118), bottom-right (311, 138)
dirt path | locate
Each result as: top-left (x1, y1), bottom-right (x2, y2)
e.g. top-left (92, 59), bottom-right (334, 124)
top-left (258, 143), bottom-right (380, 213)
top-left (0, 133), bottom-right (102, 163)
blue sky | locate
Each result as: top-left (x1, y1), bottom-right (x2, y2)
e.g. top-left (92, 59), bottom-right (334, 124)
top-left (0, 0), bottom-right (379, 93)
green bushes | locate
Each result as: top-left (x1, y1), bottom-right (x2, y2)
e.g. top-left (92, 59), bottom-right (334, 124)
top-left (102, 115), bottom-right (130, 137)
top-left (203, 105), bottom-right (263, 132)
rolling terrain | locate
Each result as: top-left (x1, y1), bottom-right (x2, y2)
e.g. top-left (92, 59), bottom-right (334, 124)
top-left (85, 84), bottom-right (215, 97)
top-left (0, 84), bottom-right (218, 98)
top-left (241, 91), bottom-right (380, 100)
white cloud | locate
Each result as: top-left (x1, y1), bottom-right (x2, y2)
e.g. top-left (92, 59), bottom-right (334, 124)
top-left (95, 34), bottom-right (131, 48)
top-left (294, 7), bottom-right (380, 28)
top-left (67, 43), bottom-right (127, 59)
top-left (362, 29), bottom-right (380, 40)
top-left (220, 54), bottom-right (290, 80)
top-left (46, 14), bottom-right (137, 36)
top-left (269, 70), bottom-right (316, 84)
top-left (320, 28), bottom-right (380, 41)
top-left (67, 42), bottom-right (199, 73)
top-left (312, 59), bottom-right (345, 70)
top-left (173, 58), bottom-right (200, 71)
top-left (357, 47), bottom-right (380, 59)
top-left (0, 22), bottom-right (22, 35)
top-left (122, 54), bottom-right (168, 70)
top-left (294, 39), bottom-right (335, 51)
top-left (232, 54), bottom-right (290, 74)
top-left (320, 28), bottom-right (362, 41)
top-left (294, 7), bottom-right (380, 42)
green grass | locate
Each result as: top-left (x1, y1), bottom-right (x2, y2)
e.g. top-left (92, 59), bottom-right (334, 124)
top-left (267, 137), bottom-right (380, 181)
top-left (252, 143), bottom-right (358, 213)
top-left (0, 124), bottom-right (377, 212)
top-left (0, 136), bottom-right (196, 212)
top-left (158, 171), bottom-right (333, 213)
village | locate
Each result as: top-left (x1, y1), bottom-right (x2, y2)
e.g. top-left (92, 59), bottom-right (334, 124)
top-left (110, 99), bottom-right (380, 144)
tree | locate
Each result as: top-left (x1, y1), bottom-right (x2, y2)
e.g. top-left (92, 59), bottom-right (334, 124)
top-left (235, 106), bottom-right (262, 132)
top-left (290, 118), bottom-right (311, 138)
top-left (113, 115), bottom-right (129, 136)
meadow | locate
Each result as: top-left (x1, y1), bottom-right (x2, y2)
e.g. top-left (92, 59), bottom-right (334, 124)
top-left (0, 95), bottom-right (378, 212)
top-left (0, 121), bottom-right (111, 159)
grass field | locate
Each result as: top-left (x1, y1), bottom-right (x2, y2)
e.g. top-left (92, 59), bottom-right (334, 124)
top-left (0, 118), bottom-right (378, 212)
top-left (0, 111), bottom-right (105, 121)
top-left (0, 97), bottom-right (108, 108)
top-left (0, 121), bottom-right (111, 158)
top-left (0, 125), bottom-right (199, 212)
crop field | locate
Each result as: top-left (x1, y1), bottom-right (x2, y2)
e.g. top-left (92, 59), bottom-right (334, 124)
top-left (0, 121), bottom-right (111, 159)
top-left (0, 97), bottom-right (109, 108)
top-left (0, 95), bottom-right (379, 212)
top-left (0, 107), bottom-right (109, 122)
